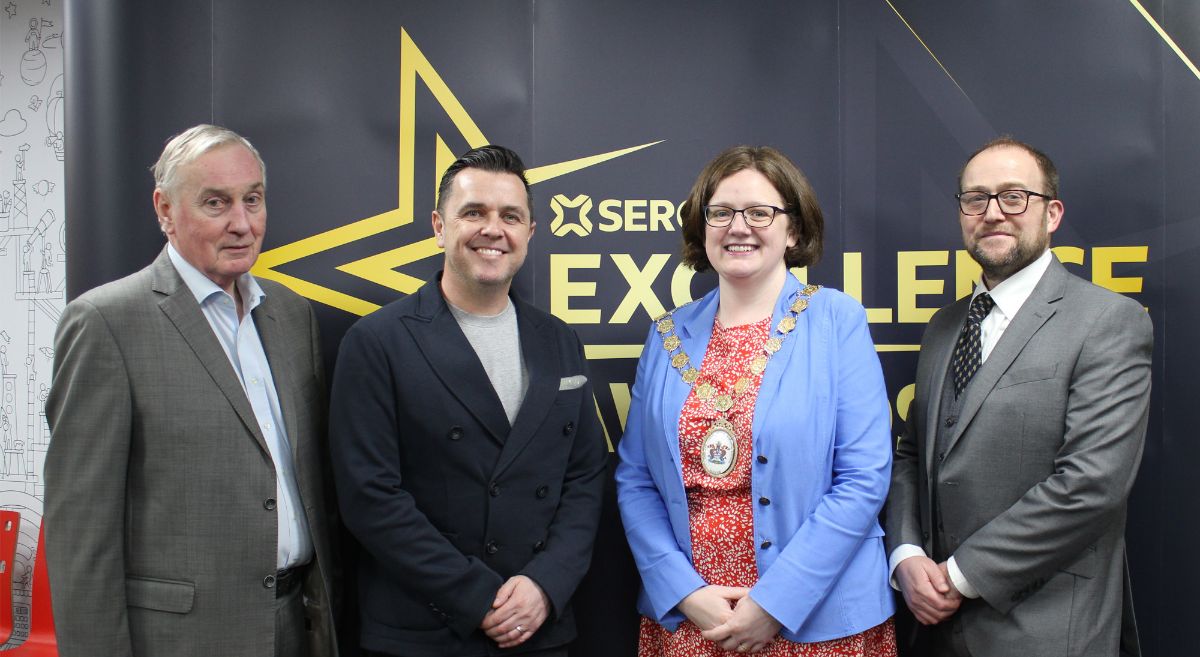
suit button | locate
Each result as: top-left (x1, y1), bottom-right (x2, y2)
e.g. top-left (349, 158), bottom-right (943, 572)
top-left (922, 531), bottom-right (930, 540)
top-left (758, 497), bottom-right (770, 506)
top-left (264, 498), bottom-right (277, 510)
top-left (489, 483), bottom-right (501, 497)
top-left (533, 540), bottom-right (546, 552)
top-left (562, 421), bottom-right (575, 436)
top-left (535, 485), bottom-right (549, 498)
top-left (938, 451), bottom-right (946, 462)
top-left (486, 541), bottom-right (499, 555)
top-left (944, 417), bottom-right (956, 428)
top-left (263, 574), bottom-right (276, 589)
top-left (756, 455), bottom-right (768, 464)
top-left (760, 540), bottom-right (772, 549)
top-left (447, 426), bottom-right (464, 440)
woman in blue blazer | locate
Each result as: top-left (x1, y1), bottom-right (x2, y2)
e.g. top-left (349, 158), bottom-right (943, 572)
top-left (616, 146), bottom-right (896, 656)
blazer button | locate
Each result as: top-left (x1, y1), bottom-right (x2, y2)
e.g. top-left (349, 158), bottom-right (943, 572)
top-left (756, 455), bottom-right (768, 464)
top-left (489, 483), bottom-right (501, 497)
top-left (535, 485), bottom-right (549, 498)
top-left (562, 421), bottom-right (575, 436)
top-left (938, 451), bottom-right (946, 462)
top-left (264, 498), bottom-right (277, 510)
top-left (263, 574), bottom-right (277, 589)
top-left (485, 540), bottom-right (500, 555)
top-left (533, 540), bottom-right (546, 552)
top-left (758, 496), bottom-right (770, 506)
top-left (447, 426), bottom-right (464, 440)
top-left (760, 540), bottom-right (772, 549)
top-left (944, 416), bottom-right (956, 428)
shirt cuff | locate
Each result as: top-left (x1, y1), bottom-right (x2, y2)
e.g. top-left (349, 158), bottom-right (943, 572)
top-left (887, 544), bottom-right (928, 590)
top-left (947, 556), bottom-right (980, 599)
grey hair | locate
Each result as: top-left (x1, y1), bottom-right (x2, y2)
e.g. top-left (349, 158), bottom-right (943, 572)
top-left (151, 124), bottom-right (266, 197)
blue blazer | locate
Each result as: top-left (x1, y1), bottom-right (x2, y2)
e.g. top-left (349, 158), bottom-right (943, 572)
top-left (615, 273), bottom-right (895, 643)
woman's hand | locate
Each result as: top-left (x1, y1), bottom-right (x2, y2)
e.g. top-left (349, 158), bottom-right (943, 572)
top-left (677, 585), bottom-right (749, 631)
top-left (700, 594), bottom-right (782, 653)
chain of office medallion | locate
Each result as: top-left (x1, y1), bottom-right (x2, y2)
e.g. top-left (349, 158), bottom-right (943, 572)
top-left (654, 285), bottom-right (820, 413)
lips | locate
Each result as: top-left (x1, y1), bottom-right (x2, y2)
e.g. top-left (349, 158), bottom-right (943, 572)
top-left (724, 244), bottom-right (758, 253)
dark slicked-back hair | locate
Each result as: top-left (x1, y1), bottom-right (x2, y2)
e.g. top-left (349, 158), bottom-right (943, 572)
top-left (681, 145), bottom-right (824, 272)
top-left (959, 136), bottom-right (1060, 199)
top-left (436, 144), bottom-right (532, 213)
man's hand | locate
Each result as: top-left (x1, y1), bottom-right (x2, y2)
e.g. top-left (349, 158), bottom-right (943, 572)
top-left (480, 575), bottom-right (550, 649)
top-left (677, 585), bottom-right (749, 631)
top-left (895, 556), bottom-right (962, 625)
top-left (700, 594), bottom-right (781, 653)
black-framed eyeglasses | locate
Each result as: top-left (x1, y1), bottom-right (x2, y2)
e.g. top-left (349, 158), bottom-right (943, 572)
top-left (956, 189), bottom-right (1052, 216)
top-left (703, 205), bottom-right (790, 228)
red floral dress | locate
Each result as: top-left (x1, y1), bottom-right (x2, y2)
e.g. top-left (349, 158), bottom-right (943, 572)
top-left (638, 317), bottom-right (895, 657)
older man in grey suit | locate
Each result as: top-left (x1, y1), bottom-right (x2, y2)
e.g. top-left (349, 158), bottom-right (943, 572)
top-left (885, 137), bottom-right (1150, 657)
top-left (44, 125), bottom-right (336, 657)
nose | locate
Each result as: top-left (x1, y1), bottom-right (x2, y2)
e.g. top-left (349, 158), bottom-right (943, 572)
top-left (726, 210), bottom-right (753, 233)
top-left (478, 212), bottom-right (506, 235)
top-left (982, 196), bottom-right (1007, 222)
top-left (227, 201), bottom-right (253, 233)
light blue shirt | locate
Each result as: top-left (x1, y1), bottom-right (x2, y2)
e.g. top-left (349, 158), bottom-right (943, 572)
top-left (167, 244), bottom-right (313, 569)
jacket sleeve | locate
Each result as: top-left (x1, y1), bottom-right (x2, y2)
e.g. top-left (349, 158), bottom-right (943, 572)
top-left (750, 299), bottom-right (894, 633)
top-left (953, 297), bottom-right (1152, 613)
top-left (328, 321), bottom-right (504, 638)
top-left (615, 326), bottom-right (706, 625)
top-left (44, 299), bottom-right (136, 657)
top-left (518, 331), bottom-right (608, 618)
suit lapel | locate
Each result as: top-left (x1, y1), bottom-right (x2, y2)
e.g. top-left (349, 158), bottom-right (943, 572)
top-left (404, 281), bottom-right (511, 444)
top-left (151, 250), bottom-right (270, 455)
top-left (493, 303), bottom-right (560, 477)
top-left (751, 275), bottom-right (804, 442)
top-left (922, 299), bottom-right (968, 476)
top-left (254, 296), bottom-right (300, 460)
top-left (943, 258), bottom-right (1066, 457)
top-left (664, 290), bottom-right (719, 469)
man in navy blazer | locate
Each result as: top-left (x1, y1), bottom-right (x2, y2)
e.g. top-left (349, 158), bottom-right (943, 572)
top-left (329, 145), bottom-right (607, 657)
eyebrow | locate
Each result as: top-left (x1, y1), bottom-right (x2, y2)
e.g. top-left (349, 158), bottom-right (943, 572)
top-left (963, 181), bottom-right (1029, 192)
top-left (457, 202), bottom-right (528, 216)
top-left (197, 182), bottom-right (265, 197)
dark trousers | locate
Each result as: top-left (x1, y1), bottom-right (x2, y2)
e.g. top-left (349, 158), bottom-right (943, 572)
top-left (275, 568), bottom-right (309, 657)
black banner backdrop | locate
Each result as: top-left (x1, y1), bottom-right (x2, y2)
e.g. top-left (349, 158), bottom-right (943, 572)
top-left (63, 1), bottom-right (1197, 655)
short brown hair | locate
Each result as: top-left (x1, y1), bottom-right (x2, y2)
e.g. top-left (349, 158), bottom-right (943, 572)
top-left (681, 145), bottom-right (824, 272)
top-left (958, 136), bottom-right (1059, 199)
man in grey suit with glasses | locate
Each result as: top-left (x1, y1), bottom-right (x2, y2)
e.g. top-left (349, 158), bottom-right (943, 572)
top-left (886, 137), bottom-right (1150, 657)
top-left (45, 125), bottom-right (337, 657)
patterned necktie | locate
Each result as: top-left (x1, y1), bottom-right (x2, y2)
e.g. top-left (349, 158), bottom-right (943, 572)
top-left (951, 292), bottom-right (995, 398)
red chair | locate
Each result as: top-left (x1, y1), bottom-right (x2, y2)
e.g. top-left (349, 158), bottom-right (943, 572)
top-left (8, 520), bottom-right (57, 656)
top-left (0, 510), bottom-right (19, 646)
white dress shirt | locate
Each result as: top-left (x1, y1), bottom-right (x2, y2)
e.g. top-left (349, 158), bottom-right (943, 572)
top-left (167, 244), bottom-right (313, 570)
top-left (890, 249), bottom-right (1054, 598)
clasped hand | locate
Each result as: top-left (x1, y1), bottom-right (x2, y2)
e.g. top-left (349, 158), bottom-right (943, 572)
top-left (894, 556), bottom-right (963, 625)
top-left (480, 575), bottom-right (550, 649)
top-left (679, 585), bottom-right (782, 653)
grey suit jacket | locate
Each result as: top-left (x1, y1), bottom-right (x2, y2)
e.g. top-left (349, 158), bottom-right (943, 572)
top-left (885, 256), bottom-right (1150, 657)
top-left (44, 248), bottom-right (337, 657)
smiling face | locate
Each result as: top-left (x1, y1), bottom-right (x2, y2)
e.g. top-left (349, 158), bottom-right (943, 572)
top-left (432, 168), bottom-right (535, 311)
top-left (703, 168), bottom-right (797, 290)
top-left (153, 143), bottom-right (266, 295)
top-left (959, 145), bottom-right (1063, 287)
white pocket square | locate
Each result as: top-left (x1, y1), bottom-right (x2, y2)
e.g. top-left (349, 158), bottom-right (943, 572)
top-left (559, 375), bottom-right (587, 391)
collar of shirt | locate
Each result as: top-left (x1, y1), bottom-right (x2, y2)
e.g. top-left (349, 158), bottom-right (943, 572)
top-left (166, 243), bottom-right (266, 314)
top-left (971, 248), bottom-right (1053, 361)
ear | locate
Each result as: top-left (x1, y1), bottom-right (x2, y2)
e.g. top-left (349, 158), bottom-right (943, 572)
top-left (527, 220), bottom-right (536, 241)
top-left (432, 210), bottom-right (445, 248)
top-left (152, 188), bottom-right (174, 236)
top-left (1045, 198), bottom-right (1064, 235)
